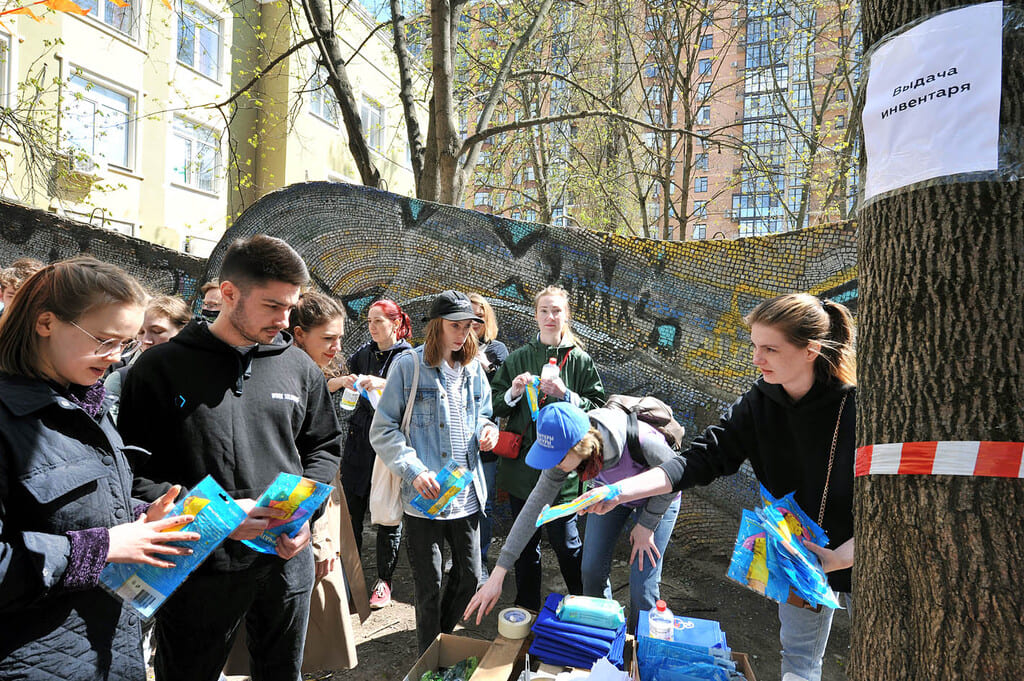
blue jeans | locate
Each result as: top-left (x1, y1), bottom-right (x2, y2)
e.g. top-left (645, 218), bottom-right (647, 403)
top-left (479, 459), bottom-right (498, 565)
top-left (778, 592), bottom-right (853, 681)
top-left (580, 497), bottom-right (680, 631)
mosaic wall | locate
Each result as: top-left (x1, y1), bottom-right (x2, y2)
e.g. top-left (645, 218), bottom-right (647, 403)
top-left (0, 202), bottom-right (206, 297)
top-left (207, 182), bottom-right (858, 550)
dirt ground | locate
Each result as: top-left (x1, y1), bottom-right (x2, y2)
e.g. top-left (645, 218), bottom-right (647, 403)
top-left (303, 506), bottom-right (850, 681)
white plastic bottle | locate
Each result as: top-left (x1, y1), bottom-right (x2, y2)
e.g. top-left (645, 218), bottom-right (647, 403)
top-left (340, 379), bottom-right (361, 411)
top-left (540, 358), bottom-right (560, 381)
top-left (648, 600), bottom-right (674, 641)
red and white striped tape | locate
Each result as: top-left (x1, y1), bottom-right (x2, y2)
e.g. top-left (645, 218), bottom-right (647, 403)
top-left (856, 441), bottom-right (1024, 478)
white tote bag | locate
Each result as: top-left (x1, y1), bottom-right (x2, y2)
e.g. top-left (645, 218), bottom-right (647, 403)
top-left (369, 352), bottom-right (419, 527)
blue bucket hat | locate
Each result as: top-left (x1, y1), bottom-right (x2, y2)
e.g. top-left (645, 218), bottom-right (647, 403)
top-left (525, 402), bottom-right (591, 470)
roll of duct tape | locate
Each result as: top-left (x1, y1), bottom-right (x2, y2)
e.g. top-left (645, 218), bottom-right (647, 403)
top-left (497, 607), bottom-right (532, 639)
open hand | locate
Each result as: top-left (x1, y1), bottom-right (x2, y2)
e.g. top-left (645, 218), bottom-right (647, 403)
top-left (463, 567), bottom-right (507, 624)
top-left (107, 514), bottom-right (199, 568)
top-left (629, 524), bottom-right (661, 572)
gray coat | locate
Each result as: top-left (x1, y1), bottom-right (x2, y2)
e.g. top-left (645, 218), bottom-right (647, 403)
top-left (0, 375), bottom-right (145, 680)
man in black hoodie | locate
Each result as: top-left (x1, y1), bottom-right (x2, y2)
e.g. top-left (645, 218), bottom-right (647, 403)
top-left (119, 235), bottom-right (342, 681)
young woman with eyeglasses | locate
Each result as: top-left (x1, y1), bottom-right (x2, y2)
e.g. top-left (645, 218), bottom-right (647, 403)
top-left (0, 257), bottom-right (197, 680)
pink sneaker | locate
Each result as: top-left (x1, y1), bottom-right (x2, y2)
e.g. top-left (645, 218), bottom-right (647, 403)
top-left (369, 579), bottom-right (392, 609)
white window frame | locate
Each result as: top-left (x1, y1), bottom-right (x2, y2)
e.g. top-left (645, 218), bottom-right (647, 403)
top-left (692, 223), bottom-right (707, 240)
top-left (0, 31), bottom-right (11, 110)
top-left (170, 114), bottom-right (222, 194)
top-left (76, 0), bottom-right (140, 40)
top-left (309, 64), bottom-right (340, 126)
top-left (177, 0), bottom-right (223, 82)
top-left (63, 70), bottom-right (136, 172)
top-left (360, 95), bottom-right (385, 152)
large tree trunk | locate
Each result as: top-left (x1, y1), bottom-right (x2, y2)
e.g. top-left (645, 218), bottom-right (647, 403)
top-left (303, 0), bottom-right (381, 188)
top-left (854, 0), bottom-right (1024, 678)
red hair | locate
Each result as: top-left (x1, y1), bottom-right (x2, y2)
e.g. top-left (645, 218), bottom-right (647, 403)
top-left (369, 299), bottom-right (412, 340)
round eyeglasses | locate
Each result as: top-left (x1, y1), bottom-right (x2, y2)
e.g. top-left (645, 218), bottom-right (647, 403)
top-left (68, 320), bottom-right (142, 359)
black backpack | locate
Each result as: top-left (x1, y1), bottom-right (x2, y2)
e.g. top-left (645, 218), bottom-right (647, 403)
top-left (603, 395), bottom-right (686, 460)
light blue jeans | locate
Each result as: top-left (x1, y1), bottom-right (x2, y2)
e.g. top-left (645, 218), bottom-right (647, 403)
top-left (778, 592), bottom-right (853, 681)
top-left (580, 497), bottom-right (681, 630)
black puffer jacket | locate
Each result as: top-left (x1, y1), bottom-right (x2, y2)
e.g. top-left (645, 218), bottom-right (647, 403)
top-left (0, 375), bottom-right (144, 680)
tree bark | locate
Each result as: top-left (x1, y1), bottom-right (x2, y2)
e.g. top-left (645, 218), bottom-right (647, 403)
top-left (854, 0), bottom-right (1024, 678)
top-left (389, 0), bottom-right (425, 194)
top-left (303, 0), bottom-right (381, 188)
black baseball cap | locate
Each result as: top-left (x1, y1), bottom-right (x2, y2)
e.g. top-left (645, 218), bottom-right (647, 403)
top-left (423, 290), bottom-right (484, 322)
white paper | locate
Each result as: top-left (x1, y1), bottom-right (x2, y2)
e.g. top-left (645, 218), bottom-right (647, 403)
top-left (862, 2), bottom-right (1003, 201)
top-left (584, 657), bottom-right (631, 681)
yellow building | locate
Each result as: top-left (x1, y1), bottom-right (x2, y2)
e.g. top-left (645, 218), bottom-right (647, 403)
top-left (0, 0), bottom-right (420, 256)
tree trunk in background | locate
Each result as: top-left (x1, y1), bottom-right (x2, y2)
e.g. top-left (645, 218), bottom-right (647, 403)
top-left (303, 0), bottom-right (381, 188)
top-left (855, 0), bottom-right (1024, 678)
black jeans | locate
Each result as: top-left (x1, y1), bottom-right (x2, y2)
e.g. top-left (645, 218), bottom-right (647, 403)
top-left (508, 494), bottom-right (584, 611)
top-left (153, 548), bottom-right (314, 681)
top-left (404, 513), bottom-right (481, 654)
top-left (346, 488), bottom-right (403, 584)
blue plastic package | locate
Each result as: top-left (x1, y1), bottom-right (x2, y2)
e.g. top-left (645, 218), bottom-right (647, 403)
top-left (101, 476), bottom-right (247, 618)
top-left (242, 473), bottom-right (333, 554)
top-left (410, 460), bottom-right (473, 517)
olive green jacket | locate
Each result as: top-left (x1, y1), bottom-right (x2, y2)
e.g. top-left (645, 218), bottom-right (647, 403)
top-left (492, 336), bottom-right (606, 502)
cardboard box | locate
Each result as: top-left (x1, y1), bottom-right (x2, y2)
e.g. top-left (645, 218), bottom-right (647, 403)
top-left (732, 652), bottom-right (757, 681)
top-left (404, 634), bottom-right (492, 681)
top-left (404, 634), bottom-right (529, 681)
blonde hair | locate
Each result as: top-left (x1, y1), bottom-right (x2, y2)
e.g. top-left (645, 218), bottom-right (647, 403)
top-left (147, 295), bottom-right (191, 330)
top-left (744, 293), bottom-right (856, 386)
top-left (533, 285), bottom-right (581, 348)
top-left (423, 318), bottom-right (479, 368)
top-left (468, 293), bottom-right (499, 342)
top-left (567, 427), bottom-right (602, 461)
top-left (0, 257), bottom-right (147, 379)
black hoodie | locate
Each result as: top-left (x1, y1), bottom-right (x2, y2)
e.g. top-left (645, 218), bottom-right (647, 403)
top-left (118, 320), bottom-right (342, 572)
top-left (660, 378), bottom-right (855, 592)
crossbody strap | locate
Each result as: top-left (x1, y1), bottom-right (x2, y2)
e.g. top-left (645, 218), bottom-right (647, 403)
top-left (400, 350), bottom-right (420, 438)
top-left (817, 393), bottom-right (848, 527)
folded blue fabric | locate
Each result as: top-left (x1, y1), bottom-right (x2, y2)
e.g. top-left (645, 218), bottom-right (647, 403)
top-left (529, 594), bottom-right (627, 669)
top-left (529, 635), bottom-right (625, 669)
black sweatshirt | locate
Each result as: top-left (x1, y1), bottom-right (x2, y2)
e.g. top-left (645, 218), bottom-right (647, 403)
top-left (119, 320), bottom-right (342, 572)
top-left (660, 378), bottom-right (855, 593)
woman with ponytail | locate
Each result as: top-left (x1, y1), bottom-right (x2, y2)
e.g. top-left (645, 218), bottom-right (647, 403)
top-left (339, 299), bottom-right (413, 609)
top-left (571, 293), bottom-right (856, 681)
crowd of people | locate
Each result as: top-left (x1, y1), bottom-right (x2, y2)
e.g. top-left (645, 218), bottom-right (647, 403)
top-left (0, 237), bottom-right (856, 681)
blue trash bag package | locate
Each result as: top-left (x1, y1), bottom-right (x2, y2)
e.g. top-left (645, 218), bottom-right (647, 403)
top-left (242, 473), bottom-right (334, 554)
top-left (410, 459), bottom-right (474, 517)
top-left (725, 484), bottom-right (840, 610)
top-left (101, 475), bottom-right (247, 618)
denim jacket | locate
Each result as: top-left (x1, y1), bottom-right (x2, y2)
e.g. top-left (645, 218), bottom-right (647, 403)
top-left (369, 348), bottom-right (494, 519)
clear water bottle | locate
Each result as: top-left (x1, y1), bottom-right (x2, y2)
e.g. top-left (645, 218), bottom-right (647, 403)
top-left (648, 600), bottom-right (674, 641)
top-left (540, 358), bottom-right (560, 381)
